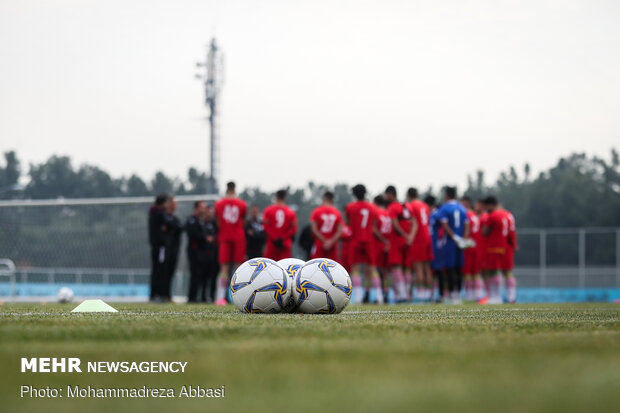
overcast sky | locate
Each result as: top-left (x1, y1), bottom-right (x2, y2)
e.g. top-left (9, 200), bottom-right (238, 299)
top-left (0, 0), bottom-right (618, 196)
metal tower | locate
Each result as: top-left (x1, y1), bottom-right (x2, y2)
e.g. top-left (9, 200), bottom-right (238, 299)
top-left (196, 38), bottom-right (224, 194)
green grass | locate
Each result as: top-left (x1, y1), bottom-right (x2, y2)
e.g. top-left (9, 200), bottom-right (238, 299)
top-left (1, 303), bottom-right (620, 413)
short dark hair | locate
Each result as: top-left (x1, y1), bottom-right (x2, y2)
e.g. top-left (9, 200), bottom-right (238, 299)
top-left (483, 195), bottom-right (499, 206)
top-left (226, 181), bottom-right (236, 192)
top-left (352, 184), bottom-right (366, 200)
top-left (155, 193), bottom-right (168, 206)
top-left (423, 194), bottom-right (436, 207)
top-left (323, 191), bottom-right (335, 202)
top-left (444, 186), bottom-right (457, 199)
top-left (407, 187), bottom-right (418, 200)
top-left (193, 200), bottom-right (205, 209)
top-left (373, 195), bottom-right (387, 206)
top-left (385, 185), bottom-right (397, 197)
top-left (275, 189), bottom-right (287, 200)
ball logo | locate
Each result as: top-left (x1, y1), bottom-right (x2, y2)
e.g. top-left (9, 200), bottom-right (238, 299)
top-left (284, 264), bottom-right (301, 278)
top-left (230, 259), bottom-right (270, 293)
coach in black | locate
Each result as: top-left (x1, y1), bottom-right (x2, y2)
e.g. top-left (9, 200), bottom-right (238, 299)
top-left (163, 196), bottom-right (182, 301)
top-left (148, 194), bottom-right (170, 302)
top-left (186, 201), bottom-right (207, 302)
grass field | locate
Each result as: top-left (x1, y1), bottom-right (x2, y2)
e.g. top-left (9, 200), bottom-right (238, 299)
top-left (1, 303), bottom-right (619, 413)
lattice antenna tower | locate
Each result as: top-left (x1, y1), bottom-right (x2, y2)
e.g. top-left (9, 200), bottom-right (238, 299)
top-left (196, 38), bottom-right (224, 194)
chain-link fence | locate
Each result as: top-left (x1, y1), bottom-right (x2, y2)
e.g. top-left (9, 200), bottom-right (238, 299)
top-left (1, 196), bottom-right (619, 298)
top-left (514, 228), bottom-right (620, 288)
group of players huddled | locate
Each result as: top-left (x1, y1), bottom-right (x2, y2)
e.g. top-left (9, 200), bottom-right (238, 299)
top-left (210, 181), bottom-right (517, 305)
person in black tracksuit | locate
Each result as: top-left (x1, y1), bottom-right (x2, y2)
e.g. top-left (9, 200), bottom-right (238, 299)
top-left (203, 205), bottom-right (219, 302)
top-left (163, 196), bottom-right (182, 301)
top-left (186, 201), bottom-right (208, 302)
top-left (186, 201), bottom-right (219, 302)
top-left (148, 194), bottom-right (170, 301)
top-left (245, 205), bottom-right (266, 258)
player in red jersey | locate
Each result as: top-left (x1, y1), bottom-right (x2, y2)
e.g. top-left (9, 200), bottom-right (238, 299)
top-left (214, 182), bottom-right (248, 305)
top-left (461, 196), bottom-right (482, 301)
top-left (339, 224), bottom-right (353, 273)
top-left (345, 184), bottom-right (382, 304)
top-left (384, 185), bottom-right (416, 302)
top-left (475, 199), bottom-right (489, 301)
top-left (310, 191), bottom-right (343, 261)
top-left (482, 196), bottom-right (508, 304)
top-left (502, 207), bottom-right (518, 303)
top-left (262, 189), bottom-right (298, 261)
top-left (373, 195), bottom-right (392, 302)
top-left (406, 188), bottom-right (434, 301)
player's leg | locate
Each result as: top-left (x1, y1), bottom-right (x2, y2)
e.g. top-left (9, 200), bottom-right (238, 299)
top-left (422, 261), bottom-right (433, 301)
top-left (187, 254), bottom-right (199, 303)
top-left (462, 249), bottom-right (474, 301)
top-left (364, 243), bottom-right (382, 304)
top-left (485, 253), bottom-right (504, 304)
top-left (215, 240), bottom-right (233, 305)
top-left (351, 263), bottom-right (364, 304)
top-left (503, 250), bottom-right (517, 303)
top-left (412, 261), bottom-right (424, 300)
top-left (401, 244), bottom-right (414, 301)
top-left (436, 268), bottom-right (447, 302)
top-left (350, 242), bottom-right (364, 304)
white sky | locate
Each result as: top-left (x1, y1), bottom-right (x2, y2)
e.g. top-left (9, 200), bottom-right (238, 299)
top-left (0, 0), bottom-right (618, 196)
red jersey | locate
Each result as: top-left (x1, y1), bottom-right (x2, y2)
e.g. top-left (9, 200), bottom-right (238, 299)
top-left (505, 210), bottom-right (517, 250)
top-left (467, 210), bottom-right (481, 243)
top-left (263, 204), bottom-right (298, 241)
top-left (345, 200), bottom-right (376, 242)
top-left (375, 207), bottom-right (392, 239)
top-left (484, 209), bottom-right (509, 253)
top-left (408, 200), bottom-right (431, 243)
top-left (387, 201), bottom-right (413, 240)
top-left (310, 205), bottom-right (342, 241)
top-left (215, 197), bottom-right (247, 241)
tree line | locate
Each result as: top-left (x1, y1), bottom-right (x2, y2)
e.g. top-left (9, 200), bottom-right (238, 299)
top-left (1, 149), bottom-right (619, 228)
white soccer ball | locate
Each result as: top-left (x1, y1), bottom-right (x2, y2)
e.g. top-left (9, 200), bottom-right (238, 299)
top-left (230, 258), bottom-right (290, 313)
top-left (277, 258), bottom-right (305, 313)
top-left (293, 258), bottom-right (352, 314)
top-left (57, 287), bottom-right (74, 303)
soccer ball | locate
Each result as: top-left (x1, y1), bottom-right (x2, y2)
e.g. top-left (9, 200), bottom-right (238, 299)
top-left (57, 287), bottom-right (74, 303)
top-left (293, 258), bottom-right (352, 314)
top-left (277, 258), bottom-right (305, 312)
top-left (230, 258), bottom-right (290, 313)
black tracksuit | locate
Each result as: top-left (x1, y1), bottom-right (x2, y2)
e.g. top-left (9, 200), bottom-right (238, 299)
top-left (186, 215), bottom-right (219, 302)
top-left (163, 212), bottom-right (182, 299)
top-left (245, 218), bottom-right (266, 259)
top-left (148, 205), bottom-right (168, 300)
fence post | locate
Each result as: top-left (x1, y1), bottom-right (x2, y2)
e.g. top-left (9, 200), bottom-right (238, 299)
top-left (578, 229), bottom-right (586, 289)
top-left (540, 230), bottom-right (546, 288)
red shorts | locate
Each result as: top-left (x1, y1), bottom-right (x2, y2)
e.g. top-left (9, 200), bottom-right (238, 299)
top-left (264, 240), bottom-right (292, 262)
top-left (485, 251), bottom-right (505, 271)
top-left (350, 240), bottom-right (376, 266)
top-left (408, 237), bottom-right (434, 266)
top-left (340, 243), bottom-right (352, 272)
top-left (311, 241), bottom-right (339, 261)
top-left (476, 245), bottom-right (486, 271)
top-left (388, 238), bottom-right (409, 267)
top-left (374, 241), bottom-right (389, 269)
top-left (502, 248), bottom-right (514, 271)
top-left (463, 248), bottom-right (479, 275)
top-left (219, 238), bottom-right (246, 264)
